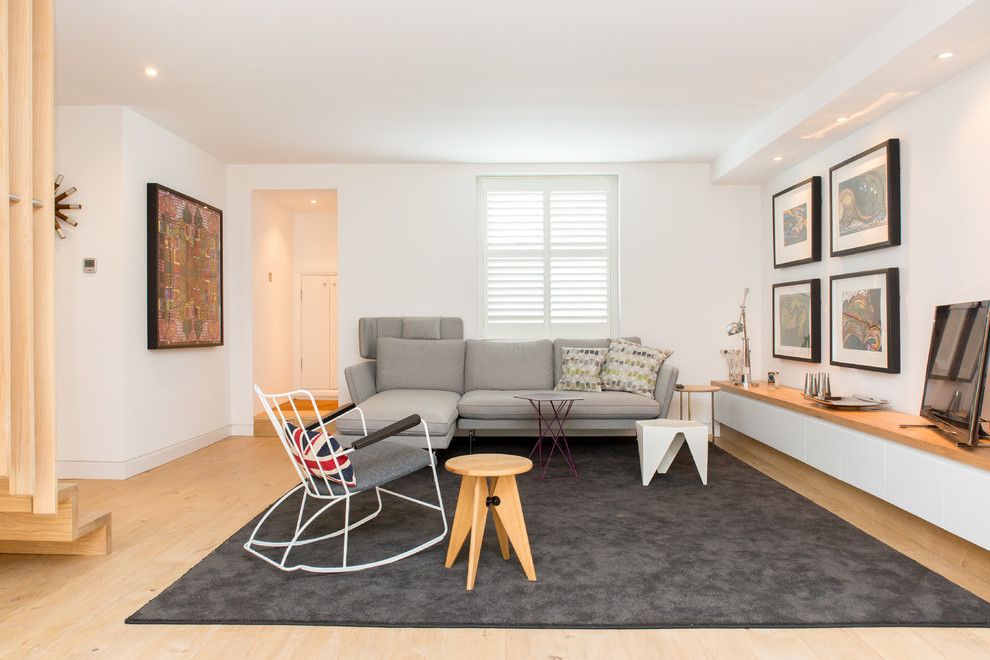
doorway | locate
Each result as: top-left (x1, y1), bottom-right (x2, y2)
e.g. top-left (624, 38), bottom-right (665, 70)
top-left (251, 189), bottom-right (339, 415)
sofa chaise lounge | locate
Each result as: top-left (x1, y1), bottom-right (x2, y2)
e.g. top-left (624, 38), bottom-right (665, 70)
top-left (338, 316), bottom-right (678, 449)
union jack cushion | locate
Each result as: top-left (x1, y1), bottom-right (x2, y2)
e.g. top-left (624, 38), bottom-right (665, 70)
top-left (284, 423), bottom-right (356, 487)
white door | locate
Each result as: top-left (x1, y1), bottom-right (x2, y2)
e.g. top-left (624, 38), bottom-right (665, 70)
top-left (300, 274), bottom-right (335, 390)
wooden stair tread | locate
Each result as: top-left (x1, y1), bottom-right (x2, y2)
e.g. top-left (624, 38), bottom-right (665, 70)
top-left (0, 481), bottom-right (78, 513)
top-left (76, 511), bottom-right (111, 539)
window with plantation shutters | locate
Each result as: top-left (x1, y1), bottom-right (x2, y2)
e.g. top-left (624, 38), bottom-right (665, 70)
top-left (478, 176), bottom-right (618, 339)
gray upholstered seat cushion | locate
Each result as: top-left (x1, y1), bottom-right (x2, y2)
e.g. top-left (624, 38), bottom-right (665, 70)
top-left (376, 338), bottom-right (465, 393)
top-left (312, 441), bottom-right (433, 496)
top-left (457, 389), bottom-right (660, 420)
top-left (464, 339), bottom-right (553, 391)
top-left (335, 389), bottom-right (461, 437)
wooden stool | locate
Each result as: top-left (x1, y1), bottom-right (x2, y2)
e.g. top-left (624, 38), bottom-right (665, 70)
top-left (444, 454), bottom-right (536, 590)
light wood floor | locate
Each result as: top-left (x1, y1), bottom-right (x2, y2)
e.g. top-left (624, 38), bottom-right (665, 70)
top-left (1, 435), bottom-right (988, 658)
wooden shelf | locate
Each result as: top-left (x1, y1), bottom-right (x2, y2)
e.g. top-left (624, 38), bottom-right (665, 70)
top-left (712, 380), bottom-right (990, 472)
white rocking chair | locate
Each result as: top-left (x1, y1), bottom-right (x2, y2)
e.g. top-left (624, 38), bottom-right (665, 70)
top-left (247, 385), bottom-right (449, 572)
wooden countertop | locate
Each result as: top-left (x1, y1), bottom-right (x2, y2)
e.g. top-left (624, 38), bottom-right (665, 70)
top-left (712, 380), bottom-right (990, 472)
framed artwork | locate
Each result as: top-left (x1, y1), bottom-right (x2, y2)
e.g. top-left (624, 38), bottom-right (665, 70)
top-left (147, 183), bottom-right (223, 349)
top-left (829, 138), bottom-right (900, 256)
top-left (829, 268), bottom-right (900, 373)
top-left (772, 176), bottom-right (821, 268)
top-left (772, 279), bottom-right (821, 362)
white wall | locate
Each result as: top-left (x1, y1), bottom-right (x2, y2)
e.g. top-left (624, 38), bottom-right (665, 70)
top-left (761, 57), bottom-right (990, 414)
top-left (251, 193), bottom-right (295, 409)
top-left (293, 211), bottom-right (338, 273)
top-left (55, 106), bottom-right (230, 478)
top-left (226, 164), bottom-right (763, 428)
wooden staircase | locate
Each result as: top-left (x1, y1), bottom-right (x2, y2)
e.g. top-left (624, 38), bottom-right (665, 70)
top-left (0, 477), bottom-right (110, 555)
top-left (0, 0), bottom-right (109, 556)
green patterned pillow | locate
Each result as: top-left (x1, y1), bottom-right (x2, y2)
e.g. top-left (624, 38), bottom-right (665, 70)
top-left (554, 347), bottom-right (608, 392)
top-left (600, 338), bottom-right (672, 396)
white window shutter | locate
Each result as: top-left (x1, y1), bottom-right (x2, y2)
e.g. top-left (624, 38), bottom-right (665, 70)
top-left (480, 176), bottom-right (617, 338)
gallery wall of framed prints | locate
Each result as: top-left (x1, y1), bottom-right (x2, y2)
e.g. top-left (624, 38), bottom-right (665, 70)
top-left (769, 137), bottom-right (902, 373)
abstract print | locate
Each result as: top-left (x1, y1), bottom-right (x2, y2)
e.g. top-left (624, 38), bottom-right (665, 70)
top-left (782, 203), bottom-right (808, 246)
top-left (842, 288), bottom-right (882, 352)
top-left (837, 164), bottom-right (886, 236)
top-left (152, 188), bottom-right (222, 347)
top-left (779, 293), bottom-right (811, 348)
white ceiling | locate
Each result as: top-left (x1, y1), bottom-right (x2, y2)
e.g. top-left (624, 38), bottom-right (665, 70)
top-left (56, 0), bottom-right (918, 166)
top-left (255, 189), bottom-right (338, 213)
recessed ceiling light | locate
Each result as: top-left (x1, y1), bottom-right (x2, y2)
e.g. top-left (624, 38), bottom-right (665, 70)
top-left (309, 199), bottom-right (317, 204)
top-left (935, 51), bottom-right (955, 60)
top-left (835, 116), bottom-right (849, 123)
top-left (144, 66), bottom-right (158, 78)
top-left (772, 155), bottom-right (783, 162)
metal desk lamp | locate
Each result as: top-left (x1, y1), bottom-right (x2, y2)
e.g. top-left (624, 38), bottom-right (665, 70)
top-left (726, 287), bottom-right (755, 387)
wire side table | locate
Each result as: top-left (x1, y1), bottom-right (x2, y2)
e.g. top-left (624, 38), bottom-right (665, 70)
top-left (514, 392), bottom-right (583, 479)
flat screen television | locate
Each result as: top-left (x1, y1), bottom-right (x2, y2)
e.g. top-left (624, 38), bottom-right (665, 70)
top-left (920, 300), bottom-right (990, 446)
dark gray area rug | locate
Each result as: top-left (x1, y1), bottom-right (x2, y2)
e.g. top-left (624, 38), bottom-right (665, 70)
top-left (128, 438), bottom-right (990, 628)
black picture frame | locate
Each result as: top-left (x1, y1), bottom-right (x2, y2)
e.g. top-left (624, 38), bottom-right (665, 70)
top-left (147, 183), bottom-right (224, 350)
top-left (829, 138), bottom-right (901, 257)
top-left (772, 176), bottom-right (821, 268)
top-left (772, 279), bottom-right (821, 363)
top-left (829, 268), bottom-right (900, 373)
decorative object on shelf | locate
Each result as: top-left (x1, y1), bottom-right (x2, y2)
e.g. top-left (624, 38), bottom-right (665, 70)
top-left (53, 174), bottom-right (81, 239)
top-left (721, 349), bottom-right (743, 383)
top-left (829, 139), bottom-right (900, 256)
top-left (146, 183), bottom-right (224, 349)
top-left (725, 287), bottom-right (755, 387)
top-left (812, 395), bottom-right (890, 410)
top-left (767, 372), bottom-right (779, 389)
top-left (803, 371), bottom-right (835, 400)
top-left (772, 176), bottom-right (821, 268)
top-left (830, 268), bottom-right (900, 373)
top-left (772, 278), bottom-right (821, 363)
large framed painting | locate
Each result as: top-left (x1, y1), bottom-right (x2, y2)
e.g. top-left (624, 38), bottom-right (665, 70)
top-left (772, 279), bottom-right (821, 362)
top-left (147, 183), bottom-right (223, 349)
top-left (829, 139), bottom-right (900, 257)
top-left (772, 176), bottom-right (821, 268)
top-left (829, 268), bottom-right (900, 373)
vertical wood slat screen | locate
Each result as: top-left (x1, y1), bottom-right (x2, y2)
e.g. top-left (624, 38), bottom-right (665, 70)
top-left (479, 176), bottom-right (618, 340)
top-left (1, 0), bottom-right (56, 514)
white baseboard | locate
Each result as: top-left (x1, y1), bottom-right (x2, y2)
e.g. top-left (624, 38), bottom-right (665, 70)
top-left (230, 423), bottom-right (254, 436)
top-left (58, 425), bottom-right (235, 480)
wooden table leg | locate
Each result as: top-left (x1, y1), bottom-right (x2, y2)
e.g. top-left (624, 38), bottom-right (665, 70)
top-left (444, 475), bottom-right (476, 568)
top-left (489, 477), bottom-right (510, 560)
top-left (466, 476), bottom-right (489, 590)
top-left (491, 475), bottom-right (535, 581)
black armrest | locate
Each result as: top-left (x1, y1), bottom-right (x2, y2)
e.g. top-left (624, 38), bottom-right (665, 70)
top-left (351, 415), bottom-right (422, 450)
top-left (304, 402), bottom-right (357, 432)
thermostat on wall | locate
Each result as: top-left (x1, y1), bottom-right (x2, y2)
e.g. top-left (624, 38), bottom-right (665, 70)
top-left (83, 258), bottom-right (96, 274)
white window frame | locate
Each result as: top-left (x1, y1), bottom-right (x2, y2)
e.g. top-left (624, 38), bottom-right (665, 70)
top-left (477, 174), bottom-right (619, 340)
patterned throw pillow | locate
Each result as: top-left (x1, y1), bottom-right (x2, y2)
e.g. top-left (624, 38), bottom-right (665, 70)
top-left (284, 422), bottom-right (356, 486)
top-left (600, 338), bottom-right (673, 396)
top-left (555, 347), bottom-right (608, 392)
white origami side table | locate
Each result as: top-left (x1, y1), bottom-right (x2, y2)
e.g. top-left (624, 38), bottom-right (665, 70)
top-left (635, 419), bottom-right (708, 486)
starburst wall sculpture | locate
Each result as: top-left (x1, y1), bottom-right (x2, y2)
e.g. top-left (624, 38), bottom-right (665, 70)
top-left (53, 174), bottom-right (81, 238)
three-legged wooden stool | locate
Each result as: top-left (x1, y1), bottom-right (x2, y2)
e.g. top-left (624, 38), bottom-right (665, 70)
top-left (444, 454), bottom-right (536, 590)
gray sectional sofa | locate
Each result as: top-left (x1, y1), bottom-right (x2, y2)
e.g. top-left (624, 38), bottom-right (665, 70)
top-left (338, 316), bottom-right (678, 449)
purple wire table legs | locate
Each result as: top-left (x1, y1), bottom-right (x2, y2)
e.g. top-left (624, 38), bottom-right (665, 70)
top-left (526, 399), bottom-right (578, 479)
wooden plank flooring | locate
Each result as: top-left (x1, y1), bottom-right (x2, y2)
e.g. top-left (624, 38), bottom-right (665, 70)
top-left (0, 434), bottom-right (987, 658)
